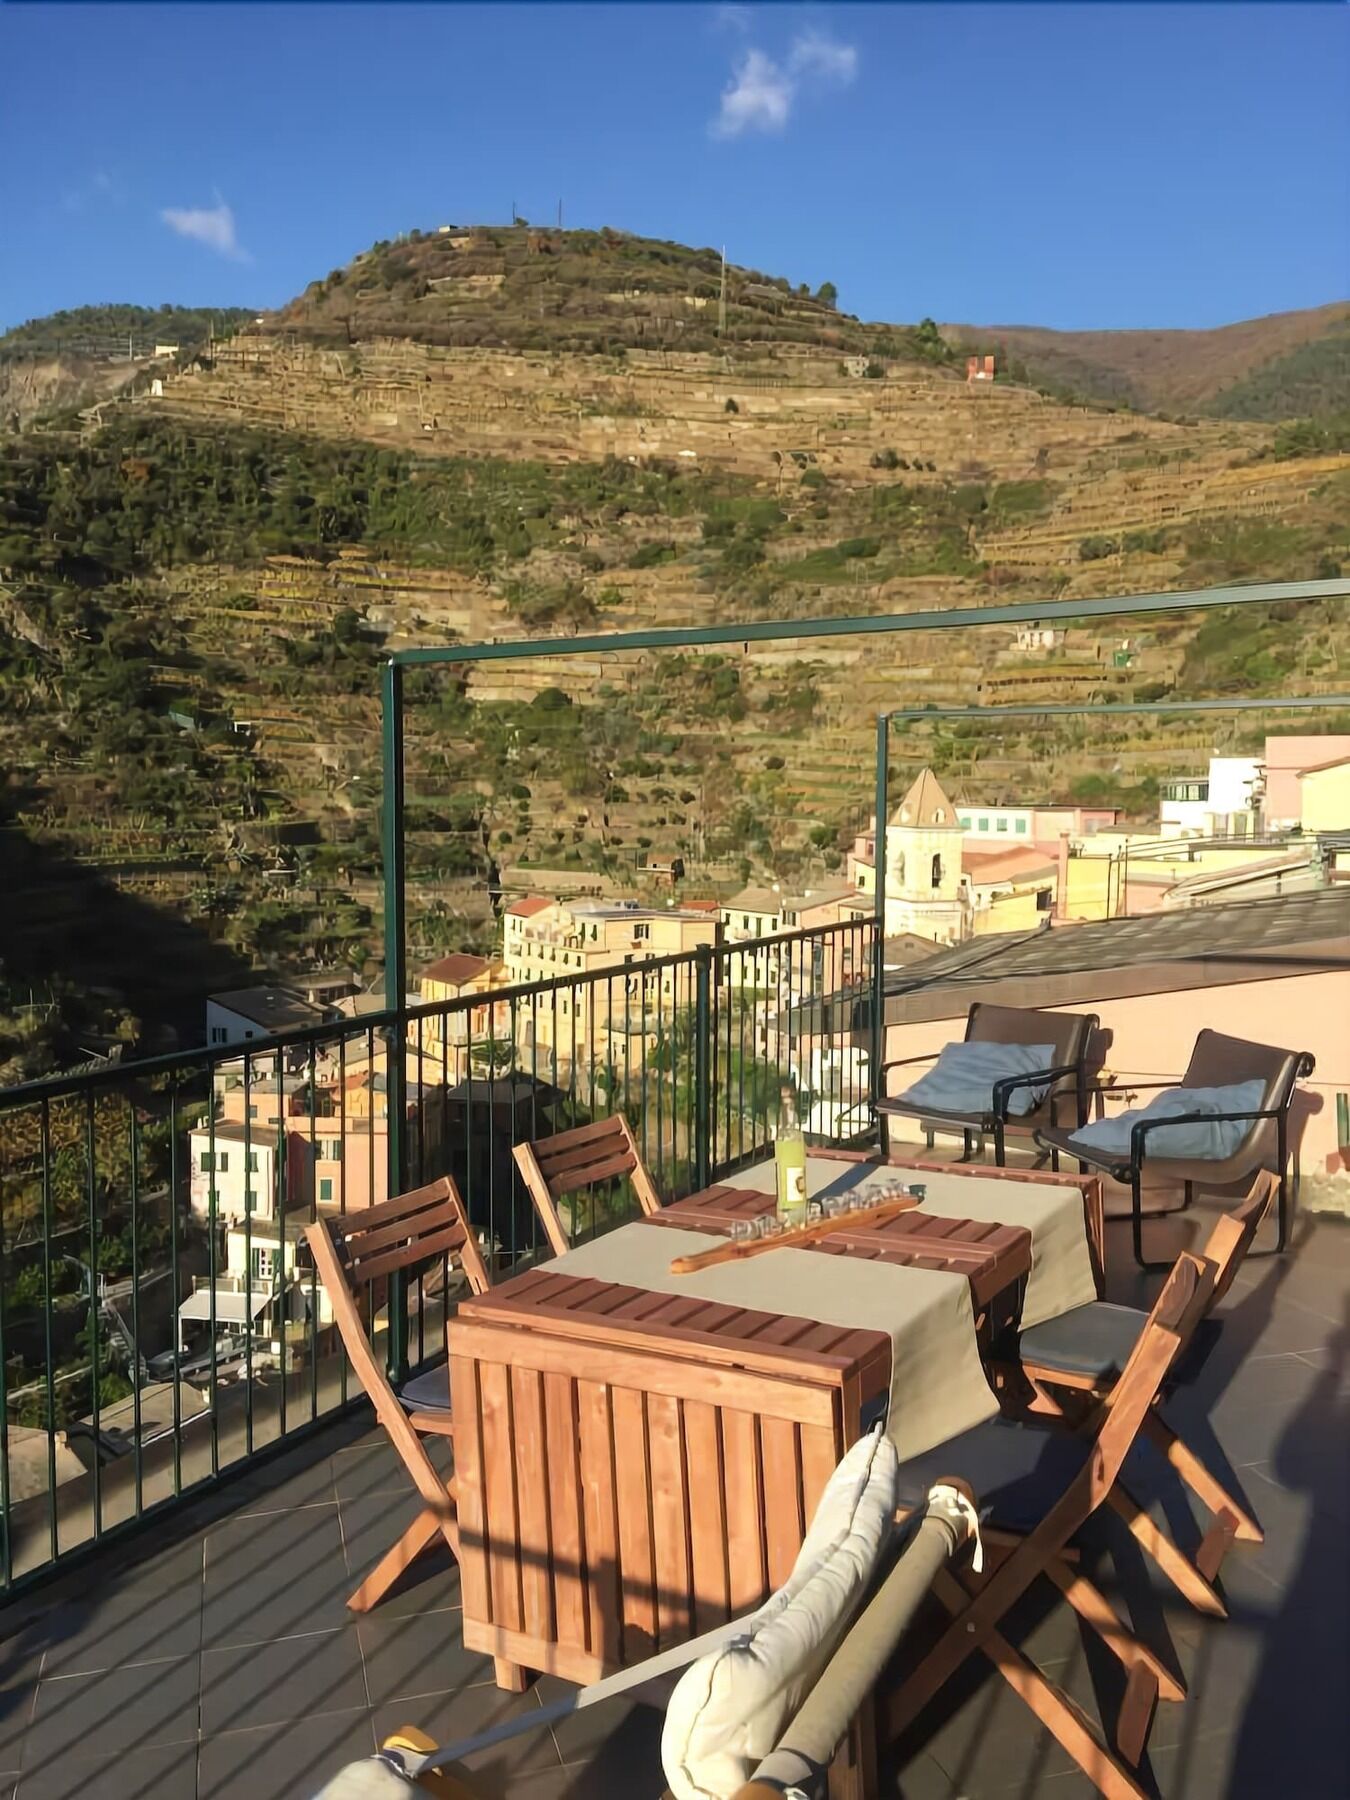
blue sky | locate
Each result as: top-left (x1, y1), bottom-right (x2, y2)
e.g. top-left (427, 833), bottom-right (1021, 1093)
top-left (2, 3), bottom-right (1346, 333)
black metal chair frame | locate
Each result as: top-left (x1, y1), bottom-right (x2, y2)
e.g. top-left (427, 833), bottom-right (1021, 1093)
top-left (879, 1041), bottom-right (1096, 1168)
top-left (1036, 1057), bottom-right (1315, 1271)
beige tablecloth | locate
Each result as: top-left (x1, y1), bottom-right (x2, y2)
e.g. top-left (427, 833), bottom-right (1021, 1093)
top-left (550, 1220), bottom-right (999, 1461)
top-left (720, 1157), bottom-right (1098, 1329)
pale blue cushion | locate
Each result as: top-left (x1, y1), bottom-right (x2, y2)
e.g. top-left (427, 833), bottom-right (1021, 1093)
top-left (1069, 1079), bottom-right (1266, 1161)
top-left (899, 1040), bottom-right (1057, 1119)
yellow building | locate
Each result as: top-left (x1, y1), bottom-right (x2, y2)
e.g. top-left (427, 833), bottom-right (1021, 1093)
top-left (963, 847), bottom-right (1056, 935)
top-left (1298, 755), bottom-right (1350, 834)
top-left (417, 952), bottom-right (512, 1079)
top-left (502, 895), bottom-right (720, 1073)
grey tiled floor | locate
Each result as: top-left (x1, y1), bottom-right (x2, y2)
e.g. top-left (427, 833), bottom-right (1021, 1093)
top-left (0, 1200), bottom-right (1346, 1799)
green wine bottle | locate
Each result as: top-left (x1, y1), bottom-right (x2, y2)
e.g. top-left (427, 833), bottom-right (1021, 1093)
top-left (774, 1083), bottom-right (808, 1226)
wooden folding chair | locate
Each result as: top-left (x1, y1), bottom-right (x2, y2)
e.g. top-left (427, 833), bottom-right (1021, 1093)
top-left (885, 1252), bottom-right (1213, 1800)
top-left (512, 1113), bottom-right (664, 1257)
top-left (306, 1176), bottom-right (492, 1615)
top-left (1014, 1170), bottom-right (1278, 1615)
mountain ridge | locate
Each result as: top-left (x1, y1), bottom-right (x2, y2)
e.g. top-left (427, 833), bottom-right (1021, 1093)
top-left (945, 301), bottom-right (1350, 419)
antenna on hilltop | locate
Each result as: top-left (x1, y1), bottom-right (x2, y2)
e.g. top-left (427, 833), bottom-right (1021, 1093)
top-left (557, 198), bottom-right (563, 230)
top-left (718, 246), bottom-right (727, 338)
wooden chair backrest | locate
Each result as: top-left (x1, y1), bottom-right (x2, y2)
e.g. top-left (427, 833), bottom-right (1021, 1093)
top-left (305, 1177), bottom-right (489, 1517)
top-left (1198, 1169), bottom-right (1279, 1309)
top-left (319, 1175), bottom-right (492, 1296)
top-left (1093, 1252), bottom-right (1211, 1488)
top-left (513, 1114), bottom-right (663, 1259)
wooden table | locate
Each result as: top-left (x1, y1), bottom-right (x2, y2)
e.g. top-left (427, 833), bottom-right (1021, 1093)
top-left (646, 1185), bottom-right (1032, 1314)
top-left (447, 1194), bottom-right (1031, 1707)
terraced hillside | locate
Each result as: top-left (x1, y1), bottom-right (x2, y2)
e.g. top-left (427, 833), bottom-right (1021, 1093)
top-left (2, 228), bottom-right (1349, 1064)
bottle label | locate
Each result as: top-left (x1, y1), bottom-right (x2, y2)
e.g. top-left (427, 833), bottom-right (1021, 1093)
top-left (786, 1166), bottom-right (807, 1208)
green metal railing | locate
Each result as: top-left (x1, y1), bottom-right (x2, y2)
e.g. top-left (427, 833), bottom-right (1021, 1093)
top-left (3, 571), bottom-right (1350, 1597)
top-left (0, 915), bottom-right (872, 1594)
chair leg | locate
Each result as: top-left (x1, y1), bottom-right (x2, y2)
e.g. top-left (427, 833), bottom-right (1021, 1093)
top-left (1276, 1157), bottom-right (1292, 1253)
top-left (897, 1568), bottom-right (1152, 1800)
top-left (1143, 1411), bottom-right (1263, 1543)
top-left (1131, 1170), bottom-right (1145, 1269)
top-left (347, 1500), bottom-right (458, 1613)
top-left (1107, 1485), bottom-right (1227, 1618)
top-left (1130, 1171), bottom-right (1176, 1272)
top-left (1044, 1559), bottom-right (1185, 1703)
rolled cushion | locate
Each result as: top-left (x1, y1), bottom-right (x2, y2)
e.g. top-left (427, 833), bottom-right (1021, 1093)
top-left (661, 1429), bottom-right (897, 1800)
top-left (1069, 1079), bottom-right (1266, 1161)
top-left (898, 1040), bottom-right (1058, 1119)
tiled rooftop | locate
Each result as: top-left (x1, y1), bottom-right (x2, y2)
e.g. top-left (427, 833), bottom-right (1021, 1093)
top-left (0, 1198), bottom-right (1346, 1800)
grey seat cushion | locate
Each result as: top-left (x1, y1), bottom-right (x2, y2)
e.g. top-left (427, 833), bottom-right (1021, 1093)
top-left (1019, 1302), bottom-right (1146, 1380)
top-left (895, 1417), bottom-right (1090, 1533)
top-left (397, 1361), bottom-right (451, 1413)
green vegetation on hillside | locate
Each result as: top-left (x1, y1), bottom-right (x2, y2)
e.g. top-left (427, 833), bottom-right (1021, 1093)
top-left (0, 304), bottom-right (255, 356)
top-left (0, 416), bottom-right (733, 581)
top-left (1209, 325), bottom-right (1350, 423)
top-left (275, 223), bottom-right (946, 364)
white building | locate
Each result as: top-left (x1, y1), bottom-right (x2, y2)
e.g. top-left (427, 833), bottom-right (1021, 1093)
top-left (205, 986), bottom-right (330, 1052)
top-left (1159, 755), bottom-right (1263, 838)
top-left (188, 1120), bottom-right (309, 1229)
top-left (176, 1215), bottom-right (332, 1361)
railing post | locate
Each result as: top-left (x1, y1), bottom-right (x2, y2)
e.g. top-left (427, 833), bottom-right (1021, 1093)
top-left (693, 944), bottom-right (713, 1190)
top-left (870, 713), bottom-right (889, 1131)
top-left (381, 658), bottom-right (409, 1381)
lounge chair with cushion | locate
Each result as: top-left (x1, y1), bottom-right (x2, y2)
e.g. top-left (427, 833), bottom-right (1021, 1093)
top-left (877, 1002), bottom-right (1098, 1167)
top-left (1034, 1028), bottom-right (1314, 1268)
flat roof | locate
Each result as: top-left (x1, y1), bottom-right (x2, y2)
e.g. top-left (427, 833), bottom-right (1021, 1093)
top-left (188, 1120), bottom-right (279, 1145)
top-left (209, 987), bottom-right (327, 1031)
top-left (781, 887), bottom-right (1350, 1037)
top-left (875, 886), bottom-right (1350, 1025)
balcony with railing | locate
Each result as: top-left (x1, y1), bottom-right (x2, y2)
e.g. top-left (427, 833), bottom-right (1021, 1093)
top-left (1, 581), bottom-right (1348, 1798)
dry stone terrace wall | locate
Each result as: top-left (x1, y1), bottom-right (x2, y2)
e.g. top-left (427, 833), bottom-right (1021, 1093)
top-left (152, 336), bottom-right (1237, 484)
top-left (33, 328), bottom-right (1338, 981)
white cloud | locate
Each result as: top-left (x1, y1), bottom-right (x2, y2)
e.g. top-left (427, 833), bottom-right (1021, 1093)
top-left (714, 48), bottom-right (794, 138)
top-left (160, 196), bottom-right (250, 262)
top-left (711, 26), bottom-right (858, 138)
top-left (788, 30), bottom-right (858, 87)
top-left (713, 4), bottom-right (752, 34)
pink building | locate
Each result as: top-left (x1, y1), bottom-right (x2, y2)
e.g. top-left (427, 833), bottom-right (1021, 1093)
top-left (1263, 735), bottom-right (1350, 830)
top-left (873, 888), bottom-right (1349, 1172)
